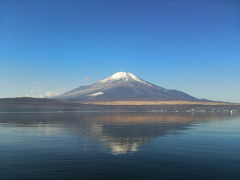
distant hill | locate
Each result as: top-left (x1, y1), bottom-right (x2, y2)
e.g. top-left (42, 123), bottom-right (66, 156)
top-left (0, 97), bottom-right (239, 113)
top-left (56, 72), bottom-right (199, 102)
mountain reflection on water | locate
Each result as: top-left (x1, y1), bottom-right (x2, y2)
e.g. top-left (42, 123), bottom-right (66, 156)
top-left (0, 112), bottom-right (234, 155)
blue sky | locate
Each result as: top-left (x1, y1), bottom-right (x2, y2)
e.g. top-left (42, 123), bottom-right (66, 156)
top-left (0, 0), bottom-right (239, 102)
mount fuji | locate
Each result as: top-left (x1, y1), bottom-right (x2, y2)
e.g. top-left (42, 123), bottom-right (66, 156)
top-left (56, 72), bottom-right (199, 102)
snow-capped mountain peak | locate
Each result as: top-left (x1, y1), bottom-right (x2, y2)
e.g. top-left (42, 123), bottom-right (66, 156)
top-left (56, 71), bottom-right (198, 101)
top-left (100, 72), bottom-right (146, 84)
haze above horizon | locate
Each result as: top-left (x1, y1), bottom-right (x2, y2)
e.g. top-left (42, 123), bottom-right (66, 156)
top-left (0, 0), bottom-right (239, 102)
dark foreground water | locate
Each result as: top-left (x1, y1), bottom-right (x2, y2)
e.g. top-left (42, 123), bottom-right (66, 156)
top-left (0, 112), bottom-right (239, 180)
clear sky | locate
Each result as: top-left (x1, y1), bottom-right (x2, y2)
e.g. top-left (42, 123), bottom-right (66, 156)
top-left (0, 0), bottom-right (239, 102)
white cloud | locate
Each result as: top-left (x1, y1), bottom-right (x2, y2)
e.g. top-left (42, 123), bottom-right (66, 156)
top-left (22, 88), bottom-right (66, 98)
top-left (45, 91), bottom-right (57, 97)
top-left (39, 89), bottom-right (66, 98)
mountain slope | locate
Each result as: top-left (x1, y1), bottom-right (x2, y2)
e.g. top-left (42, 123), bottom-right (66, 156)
top-left (56, 72), bottom-right (198, 101)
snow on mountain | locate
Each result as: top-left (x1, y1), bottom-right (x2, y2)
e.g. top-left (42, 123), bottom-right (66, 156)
top-left (87, 92), bottom-right (104, 97)
top-left (55, 72), bottom-right (198, 101)
top-left (100, 72), bottom-right (149, 85)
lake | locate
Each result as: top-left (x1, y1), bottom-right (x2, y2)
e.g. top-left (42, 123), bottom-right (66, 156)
top-left (0, 112), bottom-right (239, 180)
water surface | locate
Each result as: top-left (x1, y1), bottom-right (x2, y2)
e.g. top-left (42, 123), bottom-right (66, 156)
top-left (0, 112), bottom-right (239, 180)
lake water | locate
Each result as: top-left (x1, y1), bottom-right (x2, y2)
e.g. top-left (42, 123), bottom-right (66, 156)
top-left (0, 112), bottom-right (239, 180)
